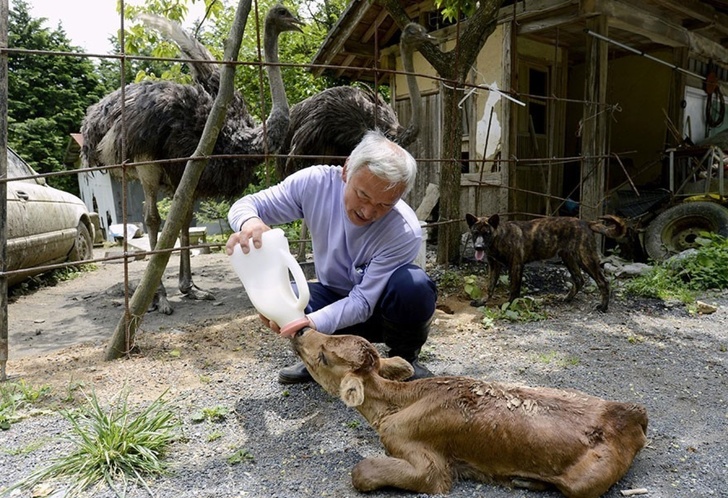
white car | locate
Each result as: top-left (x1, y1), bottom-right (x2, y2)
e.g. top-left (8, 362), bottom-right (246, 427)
top-left (4, 148), bottom-right (95, 286)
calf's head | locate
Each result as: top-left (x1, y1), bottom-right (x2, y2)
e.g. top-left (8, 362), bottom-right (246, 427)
top-left (291, 328), bottom-right (414, 406)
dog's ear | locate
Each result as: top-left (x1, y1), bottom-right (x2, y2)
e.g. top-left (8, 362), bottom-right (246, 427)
top-left (340, 373), bottom-right (365, 407)
top-left (488, 213), bottom-right (500, 229)
top-left (379, 357), bottom-right (416, 381)
top-left (465, 213), bottom-right (477, 228)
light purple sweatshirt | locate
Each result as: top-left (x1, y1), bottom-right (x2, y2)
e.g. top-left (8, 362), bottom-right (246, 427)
top-left (228, 165), bottom-right (422, 333)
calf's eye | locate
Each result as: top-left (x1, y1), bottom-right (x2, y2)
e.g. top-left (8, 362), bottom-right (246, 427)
top-left (318, 352), bottom-right (328, 366)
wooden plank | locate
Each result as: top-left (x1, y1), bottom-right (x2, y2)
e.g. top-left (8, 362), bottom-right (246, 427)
top-left (415, 183), bottom-right (439, 220)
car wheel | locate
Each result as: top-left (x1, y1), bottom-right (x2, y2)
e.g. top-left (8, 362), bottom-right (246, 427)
top-left (69, 222), bottom-right (93, 262)
top-left (644, 201), bottom-right (728, 261)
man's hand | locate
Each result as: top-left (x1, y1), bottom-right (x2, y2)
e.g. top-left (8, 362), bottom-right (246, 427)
top-left (225, 217), bottom-right (270, 255)
top-left (259, 314), bottom-right (315, 337)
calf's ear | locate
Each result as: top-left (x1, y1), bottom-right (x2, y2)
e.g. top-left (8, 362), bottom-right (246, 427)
top-left (340, 373), bottom-right (365, 407)
top-left (379, 357), bottom-right (415, 381)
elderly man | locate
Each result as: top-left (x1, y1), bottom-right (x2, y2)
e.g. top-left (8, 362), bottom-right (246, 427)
top-left (227, 130), bottom-right (437, 383)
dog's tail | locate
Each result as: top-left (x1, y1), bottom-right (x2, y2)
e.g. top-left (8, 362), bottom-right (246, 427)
top-left (589, 214), bottom-right (628, 240)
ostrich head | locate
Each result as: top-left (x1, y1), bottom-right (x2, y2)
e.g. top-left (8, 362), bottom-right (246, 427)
top-left (264, 4), bottom-right (304, 64)
top-left (400, 22), bottom-right (435, 53)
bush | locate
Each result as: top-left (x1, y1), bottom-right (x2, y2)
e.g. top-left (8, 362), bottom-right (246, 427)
top-left (625, 233), bottom-right (728, 303)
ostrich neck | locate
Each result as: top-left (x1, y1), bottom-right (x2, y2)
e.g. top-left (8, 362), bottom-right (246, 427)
top-left (264, 28), bottom-right (288, 113)
top-left (399, 43), bottom-right (422, 147)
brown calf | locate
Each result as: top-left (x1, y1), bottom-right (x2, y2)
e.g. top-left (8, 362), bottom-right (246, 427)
top-left (291, 328), bottom-right (648, 497)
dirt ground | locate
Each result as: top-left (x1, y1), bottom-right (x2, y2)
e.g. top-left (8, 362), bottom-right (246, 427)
top-left (2, 246), bottom-right (727, 497)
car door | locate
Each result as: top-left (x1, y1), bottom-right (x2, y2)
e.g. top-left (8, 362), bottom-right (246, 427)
top-left (6, 149), bottom-right (76, 271)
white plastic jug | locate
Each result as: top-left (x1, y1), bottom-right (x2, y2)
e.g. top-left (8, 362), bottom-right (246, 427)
top-left (230, 228), bottom-right (310, 337)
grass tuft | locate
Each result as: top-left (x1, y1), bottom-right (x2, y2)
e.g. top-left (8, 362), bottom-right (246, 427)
top-left (6, 389), bottom-right (179, 497)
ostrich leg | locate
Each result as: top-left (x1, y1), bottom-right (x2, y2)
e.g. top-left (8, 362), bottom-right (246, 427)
top-left (178, 205), bottom-right (214, 301)
top-left (139, 166), bottom-right (173, 315)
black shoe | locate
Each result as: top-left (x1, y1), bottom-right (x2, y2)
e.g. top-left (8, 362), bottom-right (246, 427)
top-left (408, 359), bottom-right (434, 380)
top-left (278, 362), bottom-right (314, 384)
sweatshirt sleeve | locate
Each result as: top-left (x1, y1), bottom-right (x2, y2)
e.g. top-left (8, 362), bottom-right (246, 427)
top-left (228, 170), bottom-right (310, 231)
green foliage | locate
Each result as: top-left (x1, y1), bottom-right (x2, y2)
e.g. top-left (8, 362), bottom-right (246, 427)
top-left (118, 0), bottom-right (344, 122)
top-left (196, 198), bottom-right (233, 234)
top-left (191, 405), bottom-right (229, 423)
top-left (437, 269), bottom-right (462, 294)
top-left (463, 274), bottom-right (482, 300)
top-left (206, 430), bottom-right (224, 442)
top-left (480, 297), bottom-right (547, 328)
top-left (625, 233), bottom-right (728, 304)
top-left (7, 0), bottom-right (107, 195)
top-left (434, 0), bottom-right (478, 21)
top-left (0, 380), bottom-right (51, 430)
top-left (6, 389), bottom-right (179, 497)
top-left (227, 448), bottom-right (255, 464)
top-left (346, 420), bottom-right (361, 429)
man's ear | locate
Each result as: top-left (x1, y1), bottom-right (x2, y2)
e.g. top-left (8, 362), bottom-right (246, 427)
top-left (379, 357), bottom-right (415, 381)
top-left (340, 373), bottom-right (365, 407)
top-left (341, 161), bottom-right (349, 183)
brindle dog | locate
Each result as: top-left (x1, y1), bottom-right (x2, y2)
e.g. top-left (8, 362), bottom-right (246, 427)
top-left (465, 213), bottom-right (626, 312)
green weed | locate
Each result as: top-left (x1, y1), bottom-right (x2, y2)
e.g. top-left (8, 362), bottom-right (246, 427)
top-left (463, 274), bottom-right (483, 301)
top-left (207, 431), bottom-right (224, 442)
top-left (5, 389), bottom-right (179, 497)
top-left (625, 233), bottom-right (728, 305)
top-left (480, 297), bottom-right (548, 328)
top-left (191, 405), bottom-right (228, 423)
top-left (0, 380), bottom-right (51, 430)
top-left (227, 448), bottom-right (255, 465)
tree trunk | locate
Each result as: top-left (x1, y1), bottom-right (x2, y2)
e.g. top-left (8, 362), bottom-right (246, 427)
top-left (380, 0), bottom-right (504, 265)
top-left (105, 0), bottom-right (253, 360)
top-left (437, 84), bottom-right (463, 264)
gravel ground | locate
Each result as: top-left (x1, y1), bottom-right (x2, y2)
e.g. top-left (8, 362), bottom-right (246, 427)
top-left (1, 253), bottom-right (727, 498)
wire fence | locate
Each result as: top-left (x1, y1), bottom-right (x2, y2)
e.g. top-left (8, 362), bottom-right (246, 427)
top-left (0, 0), bottom-right (629, 376)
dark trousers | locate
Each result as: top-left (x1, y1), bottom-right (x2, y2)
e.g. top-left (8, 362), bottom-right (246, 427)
top-left (305, 264), bottom-right (437, 355)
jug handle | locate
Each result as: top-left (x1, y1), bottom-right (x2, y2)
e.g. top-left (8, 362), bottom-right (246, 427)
top-left (281, 251), bottom-right (310, 309)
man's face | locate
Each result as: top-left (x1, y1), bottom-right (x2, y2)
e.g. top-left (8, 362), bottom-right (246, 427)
top-left (342, 164), bottom-right (405, 227)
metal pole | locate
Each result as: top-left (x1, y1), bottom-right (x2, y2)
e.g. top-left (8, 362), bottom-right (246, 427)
top-left (584, 29), bottom-right (706, 81)
top-left (1, 0), bottom-right (9, 381)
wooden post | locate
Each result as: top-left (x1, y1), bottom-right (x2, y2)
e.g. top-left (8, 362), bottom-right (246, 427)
top-left (581, 15), bottom-right (608, 221)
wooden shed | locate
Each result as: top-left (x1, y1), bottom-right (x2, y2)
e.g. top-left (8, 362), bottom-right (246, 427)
top-left (311, 0), bottom-right (728, 235)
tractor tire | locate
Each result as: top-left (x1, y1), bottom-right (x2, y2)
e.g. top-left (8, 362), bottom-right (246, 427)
top-left (644, 201), bottom-right (728, 261)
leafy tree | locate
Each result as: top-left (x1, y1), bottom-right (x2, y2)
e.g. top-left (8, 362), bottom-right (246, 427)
top-left (7, 0), bottom-right (106, 194)
top-left (381, 0), bottom-right (506, 263)
top-left (118, 0), bottom-right (343, 126)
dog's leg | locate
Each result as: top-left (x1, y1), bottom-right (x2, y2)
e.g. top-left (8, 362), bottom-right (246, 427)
top-left (580, 255), bottom-right (610, 312)
top-left (471, 258), bottom-right (501, 307)
top-left (561, 253), bottom-right (584, 302)
top-left (352, 453), bottom-right (452, 494)
top-left (508, 261), bottom-right (524, 302)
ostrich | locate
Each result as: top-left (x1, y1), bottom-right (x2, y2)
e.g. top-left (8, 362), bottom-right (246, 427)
top-left (81, 5), bottom-right (303, 314)
top-left (141, 19), bottom-right (433, 177)
top-left (276, 22), bottom-right (435, 178)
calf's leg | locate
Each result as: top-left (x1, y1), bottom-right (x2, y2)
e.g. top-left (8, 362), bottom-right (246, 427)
top-left (352, 453), bottom-right (452, 494)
